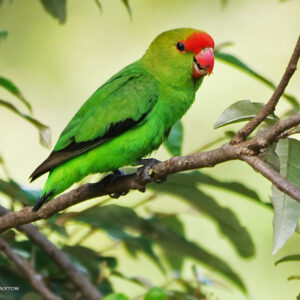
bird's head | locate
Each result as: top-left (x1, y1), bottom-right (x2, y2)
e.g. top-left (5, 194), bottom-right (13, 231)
top-left (142, 28), bottom-right (215, 89)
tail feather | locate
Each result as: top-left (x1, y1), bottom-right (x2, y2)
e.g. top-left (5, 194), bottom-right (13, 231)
top-left (32, 190), bottom-right (55, 212)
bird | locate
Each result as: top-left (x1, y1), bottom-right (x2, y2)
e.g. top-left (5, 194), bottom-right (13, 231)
top-left (30, 27), bottom-right (215, 211)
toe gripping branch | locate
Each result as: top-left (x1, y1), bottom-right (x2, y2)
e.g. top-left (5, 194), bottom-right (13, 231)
top-left (100, 158), bottom-right (167, 200)
top-left (136, 158), bottom-right (166, 184)
top-left (98, 169), bottom-right (129, 199)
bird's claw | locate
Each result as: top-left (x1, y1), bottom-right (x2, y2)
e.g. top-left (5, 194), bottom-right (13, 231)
top-left (109, 191), bottom-right (128, 199)
top-left (99, 169), bottom-right (129, 199)
top-left (136, 158), bottom-right (166, 183)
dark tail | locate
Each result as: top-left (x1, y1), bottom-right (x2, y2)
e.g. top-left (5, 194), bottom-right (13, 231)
top-left (32, 190), bottom-right (55, 212)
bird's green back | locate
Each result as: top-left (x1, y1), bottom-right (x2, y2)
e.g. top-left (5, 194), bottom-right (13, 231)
top-left (54, 61), bottom-right (159, 151)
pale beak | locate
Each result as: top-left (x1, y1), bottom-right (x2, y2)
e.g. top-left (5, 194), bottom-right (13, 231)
top-left (193, 47), bottom-right (214, 79)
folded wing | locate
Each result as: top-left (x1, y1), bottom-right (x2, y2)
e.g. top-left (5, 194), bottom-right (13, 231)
top-left (30, 65), bottom-right (159, 181)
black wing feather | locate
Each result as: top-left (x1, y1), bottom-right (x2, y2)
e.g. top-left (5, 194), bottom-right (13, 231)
top-left (30, 112), bottom-right (149, 182)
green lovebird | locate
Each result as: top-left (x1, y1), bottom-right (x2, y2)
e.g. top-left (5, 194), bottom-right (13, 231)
top-left (30, 28), bottom-right (215, 211)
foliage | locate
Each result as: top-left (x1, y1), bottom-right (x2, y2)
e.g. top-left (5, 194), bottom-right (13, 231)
top-left (0, 76), bottom-right (51, 148)
top-left (0, 76), bottom-right (32, 112)
top-left (0, 30), bottom-right (8, 42)
top-left (163, 121), bottom-right (183, 156)
top-left (40, 0), bottom-right (67, 23)
top-left (271, 139), bottom-right (300, 254)
top-left (0, 1), bottom-right (300, 300)
top-left (38, 0), bottom-right (133, 23)
top-left (214, 100), bottom-right (278, 129)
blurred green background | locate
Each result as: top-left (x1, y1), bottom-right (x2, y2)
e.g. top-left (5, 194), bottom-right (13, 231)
top-left (0, 0), bottom-right (300, 299)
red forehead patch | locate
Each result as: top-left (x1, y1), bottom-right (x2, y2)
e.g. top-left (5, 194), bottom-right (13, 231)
top-left (183, 32), bottom-right (215, 54)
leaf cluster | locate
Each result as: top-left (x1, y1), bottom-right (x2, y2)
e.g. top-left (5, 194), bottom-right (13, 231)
top-left (0, 1), bottom-right (300, 299)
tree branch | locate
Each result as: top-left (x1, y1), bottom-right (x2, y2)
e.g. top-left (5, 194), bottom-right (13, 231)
top-left (246, 113), bottom-right (300, 149)
top-left (0, 36), bottom-right (299, 238)
top-left (1, 110), bottom-right (300, 232)
top-left (0, 146), bottom-right (240, 232)
top-left (231, 35), bottom-right (300, 144)
top-left (0, 237), bottom-right (61, 300)
top-left (0, 206), bottom-right (103, 300)
top-left (241, 155), bottom-right (300, 201)
top-left (277, 128), bottom-right (300, 140)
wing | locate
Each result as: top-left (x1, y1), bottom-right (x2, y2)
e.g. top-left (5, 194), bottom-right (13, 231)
top-left (30, 63), bottom-right (159, 181)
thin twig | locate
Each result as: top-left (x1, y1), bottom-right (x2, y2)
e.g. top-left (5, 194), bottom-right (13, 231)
top-left (245, 113), bottom-right (300, 149)
top-left (231, 35), bottom-right (300, 144)
top-left (0, 206), bottom-right (103, 300)
top-left (241, 155), bottom-right (300, 201)
top-left (0, 237), bottom-right (61, 300)
top-left (277, 128), bottom-right (300, 140)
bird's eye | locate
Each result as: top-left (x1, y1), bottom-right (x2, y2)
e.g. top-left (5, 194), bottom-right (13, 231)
top-left (176, 42), bottom-right (185, 52)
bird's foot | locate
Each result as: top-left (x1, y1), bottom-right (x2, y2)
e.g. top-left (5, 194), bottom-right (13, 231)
top-left (136, 158), bottom-right (166, 183)
top-left (99, 169), bottom-right (129, 199)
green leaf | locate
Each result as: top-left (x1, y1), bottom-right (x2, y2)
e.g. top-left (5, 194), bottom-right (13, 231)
top-left (8, 239), bottom-right (111, 300)
top-left (123, 236), bottom-right (165, 273)
top-left (215, 52), bottom-right (299, 108)
top-left (150, 176), bottom-right (255, 258)
top-left (0, 179), bottom-right (40, 205)
top-left (72, 208), bottom-right (165, 272)
top-left (121, 0), bottom-right (132, 18)
top-left (271, 139), bottom-right (300, 254)
top-left (214, 100), bottom-right (278, 129)
top-left (8, 240), bottom-right (59, 276)
top-left (74, 205), bottom-right (246, 292)
top-left (111, 271), bottom-right (152, 289)
top-left (177, 171), bottom-right (265, 206)
top-left (0, 30), bottom-right (8, 42)
top-left (215, 42), bottom-right (234, 53)
top-left (0, 252), bottom-right (9, 266)
top-left (164, 121), bottom-right (183, 156)
top-left (259, 142), bottom-right (280, 173)
top-left (145, 287), bottom-right (168, 300)
top-left (288, 276), bottom-right (300, 282)
top-left (103, 293), bottom-right (130, 300)
top-left (8, 240), bottom-right (34, 260)
top-left (40, 0), bottom-right (66, 23)
top-left (159, 215), bottom-right (185, 271)
top-left (275, 254), bottom-right (300, 265)
top-left (96, 278), bottom-right (114, 296)
top-left (220, 0), bottom-right (228, 9)
top-left (145, 289), bottom-right (205, 300)
top-left (0, 99), bottom-right (51, 148)
top-left (0, 77), bottom-right (32, 113)
top-left (94, 0), bottom-right (102, 13)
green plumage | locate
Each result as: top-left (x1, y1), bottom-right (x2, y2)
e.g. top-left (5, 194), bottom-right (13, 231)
top-left (31, 28), bottom-right (208, 209)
